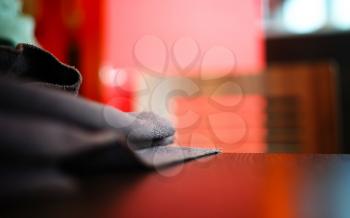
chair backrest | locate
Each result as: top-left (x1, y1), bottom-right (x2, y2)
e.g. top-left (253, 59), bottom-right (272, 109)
top-left (265, 62), bottom-right (339, 153)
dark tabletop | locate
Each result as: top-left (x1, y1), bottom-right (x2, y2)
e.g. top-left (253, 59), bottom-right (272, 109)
top-left (2, 153), bottom-right (350, 218)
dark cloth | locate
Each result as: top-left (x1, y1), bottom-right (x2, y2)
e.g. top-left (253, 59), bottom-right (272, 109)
top-left (0, 43), bottom-right (82, 94)
top-left (0, 44), bottom-right (175, 166)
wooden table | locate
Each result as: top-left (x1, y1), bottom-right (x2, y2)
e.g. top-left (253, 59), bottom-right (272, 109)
top-left (2, 153), bottom-right (350, 218)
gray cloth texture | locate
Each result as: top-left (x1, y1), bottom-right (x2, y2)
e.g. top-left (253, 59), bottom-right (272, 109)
top-left (0, 43), bottom-right (176, 166)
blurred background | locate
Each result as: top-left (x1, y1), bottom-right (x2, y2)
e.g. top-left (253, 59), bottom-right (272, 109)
top-left (4, 0), bottom-right (350, 153)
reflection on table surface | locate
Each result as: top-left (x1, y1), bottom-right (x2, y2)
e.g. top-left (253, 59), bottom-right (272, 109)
top-left (2, 153), bottom-right (350, 218)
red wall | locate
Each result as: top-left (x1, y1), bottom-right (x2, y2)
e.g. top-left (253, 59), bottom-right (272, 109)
top-left (102, 0), bottom-right (264, 74)
top-left (101, 0), bottom-right (266, 152)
